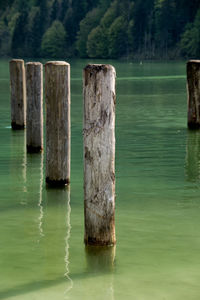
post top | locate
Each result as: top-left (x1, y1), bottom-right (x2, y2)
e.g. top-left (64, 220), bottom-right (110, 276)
top-left (10, 59), bottom-right (24, 63)
top-left (45, 61), bottom-right (69, 66)
top-left (84, 64), bottom-right (115, 72)
top-left (187, 60), bottom-right (200, 64)
top-left (26, 62), bottom-right (42, 66)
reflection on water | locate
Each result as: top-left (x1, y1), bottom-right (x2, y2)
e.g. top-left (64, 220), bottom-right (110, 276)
top-left (9, 130), bottom-right (27, 204)
top-left (85, 245), bottom-right (116, 273)
top-left (185, 130), bottom-right (200, 183)
top-left (10, 129), bottom-right (27, 195)
top-left (0, 141), bottom-right (73, 299)
top-left (38, 151), bottom-right (44, 239)
top-left (64, 187), bottom-right (73, 298)
top-left (3, 59), bottom-right (200, 299)
top-left (22, 130), bottom-right (27, 194)
top-left (85, 246), bottom-right (115, 300)
top-left (42, 187), bottom-right (73, 297)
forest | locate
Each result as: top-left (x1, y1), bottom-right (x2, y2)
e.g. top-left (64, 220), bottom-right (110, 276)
top-left (0, 0), bottom-right (199, 59)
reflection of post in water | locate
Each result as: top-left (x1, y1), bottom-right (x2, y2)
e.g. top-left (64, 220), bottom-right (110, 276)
top-left (22, 129), bottom-right (27, 194)
top-left (185, 130), bottom-right (200, 182)
top-left (38, 151), bottom-right (44, 238)
top-left (42, 187), bottom-right (73, 295)
top-left (10, 130), bottom-right (27, 200)
top-left (26, 150), bottom-right (44, 240)
top-left (85, 245), bottom-right (116, 300)
top-left (85, 245), bottom-right (116, 272)
top-left (64, 187), bottom-right (73, 298)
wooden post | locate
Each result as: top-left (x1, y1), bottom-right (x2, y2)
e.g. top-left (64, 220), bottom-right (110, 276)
top-left (45, 61), bottom-right (70, 186)
top-left (83, 64), bottom-right (116, 246)
top-left (187, 60), bottom-right (200, 129)
top-left (9, 59), bottom-right (26, 129)
top-left (26, 62), bottom-right (43, 152)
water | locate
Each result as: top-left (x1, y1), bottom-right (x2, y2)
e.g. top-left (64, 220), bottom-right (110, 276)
top-left (1, 59), bottom-right (200, 299)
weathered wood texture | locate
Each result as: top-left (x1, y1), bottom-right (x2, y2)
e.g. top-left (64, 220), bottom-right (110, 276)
top-left (9, 59), bottom-right (26, 129)
top-left (45, 61), bottom-right (70, 186)
top-left (26, 62), bottom-right (43, 152)
top-left (83, 64), bottom-right (116, 246)
top-left (187, 60), bottom-right (200, 129)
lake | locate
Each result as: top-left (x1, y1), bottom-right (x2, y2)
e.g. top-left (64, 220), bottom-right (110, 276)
top-left (0, 58), bottom-right (200, 300)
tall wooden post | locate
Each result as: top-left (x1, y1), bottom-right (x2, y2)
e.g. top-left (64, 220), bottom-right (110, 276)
top-left (83, 64), bottom-right (116, 246)
top-left (187, 60), bottom-right (200, 129)
top-left (45, 61), bottom-right (70, 186)
top-left (9, 59), bottom-right (26, 129)
top-left (26, 62), bottom-right (43, 152)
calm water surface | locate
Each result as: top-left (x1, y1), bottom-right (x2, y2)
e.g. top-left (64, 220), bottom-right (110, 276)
top-left (1, 59), bottom-right (200, 300)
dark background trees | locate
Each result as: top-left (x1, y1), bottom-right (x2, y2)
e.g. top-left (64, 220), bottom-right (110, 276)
top-left (0, 0), bottom-right (199, 59)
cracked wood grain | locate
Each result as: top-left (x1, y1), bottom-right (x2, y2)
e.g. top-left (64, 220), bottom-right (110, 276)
top-left (45, 61), bottom-right (70, 186)
top-left (26, 62), bottom-right (43, 152)
top-left (83, 64), bottom-right (116, 246)
top-left (9, 59), bottom-right (26, 129)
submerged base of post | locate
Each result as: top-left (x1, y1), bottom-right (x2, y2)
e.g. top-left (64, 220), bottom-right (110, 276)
top-left (85, 244), bottom-right (116, 271)
top-left (84, 237), bottom-right (116, 247)
top-left (188, 122), bottom-right (200, 130)
top-left (187, 60), bottom-right (200, 129)
top-left (27, 145), bottom-right (43, 153)
top-left (46, 177), bottom-right (70, 187)
top-left (11, 122), bottom-right (25, 130)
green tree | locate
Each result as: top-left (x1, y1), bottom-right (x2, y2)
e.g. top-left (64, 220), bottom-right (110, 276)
top-left (11, 10), bottom-right (28, 57)
top-left (26, 6), bottom-right (41, 57)
top-left (50, 0), bottom-right (60, 23)
top-left (35, 0), bottom-right (49, 34)
top-left (99, 0), bottom-right (112, 11)
top-left (100, 0), bottom-right (118, 28)
top-left (180, 9), bottom-right (200, 57)
top-left (59, 0), bottom-right (69, 22)
top-left (132, 0), bottom-right (154, 53)
top-left (156, 0), bottom-right (176, 56)
top-left (0, 19), bottom-right (10, 55)
top-left (87, 25), bottom-right (108, 58)
top-left (8, 11), bottom-right (20, 36)
top-left (1, 0), bottom-right (200, 59)
top-left (0, 0), bottom-right (15, 10)
top-left (76, 7), bottom-right (102, 57)
top-left (108, 16), bottom-right (128, 58)
top-left (41, 20), bottom-right (67, 58)
top-left (64, 0), bottom-right (93, 45)
top-left (86, 1), bottom-right (118, 58)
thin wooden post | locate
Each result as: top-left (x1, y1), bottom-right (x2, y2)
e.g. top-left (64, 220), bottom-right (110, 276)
top-left (83, 64), bottom-right (116, 246)
top-left (9, 59), bottom-right (26, 129)
top-left (45, 61), bottom-right (70, 186)
top-left (26, 62), bottom-right (43, 152)
top-left (187, 60), bottom-right (200, 129)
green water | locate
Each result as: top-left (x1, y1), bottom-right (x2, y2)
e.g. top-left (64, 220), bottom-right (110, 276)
top-left (1, 59), bottom-right (200, 300)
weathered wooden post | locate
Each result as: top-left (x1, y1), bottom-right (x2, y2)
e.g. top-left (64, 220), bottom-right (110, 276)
top-left (26, 62), bottom-right (43, 152)
top-left (45, 61), bottom-right (70, 186)
top-left (9, 59), bottom-right (26, 129)
top-left (83, 64), bottom-right (116, 246)
top-left (187, 60), bottom-right (200, 129)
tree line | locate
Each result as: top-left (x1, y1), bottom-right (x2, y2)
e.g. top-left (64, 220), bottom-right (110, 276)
top-left (0, 0), bottom-right (199, 59)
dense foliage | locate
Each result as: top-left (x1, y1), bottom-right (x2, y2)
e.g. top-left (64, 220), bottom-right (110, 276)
top-left (0, 0), bottom-right (199, 59)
